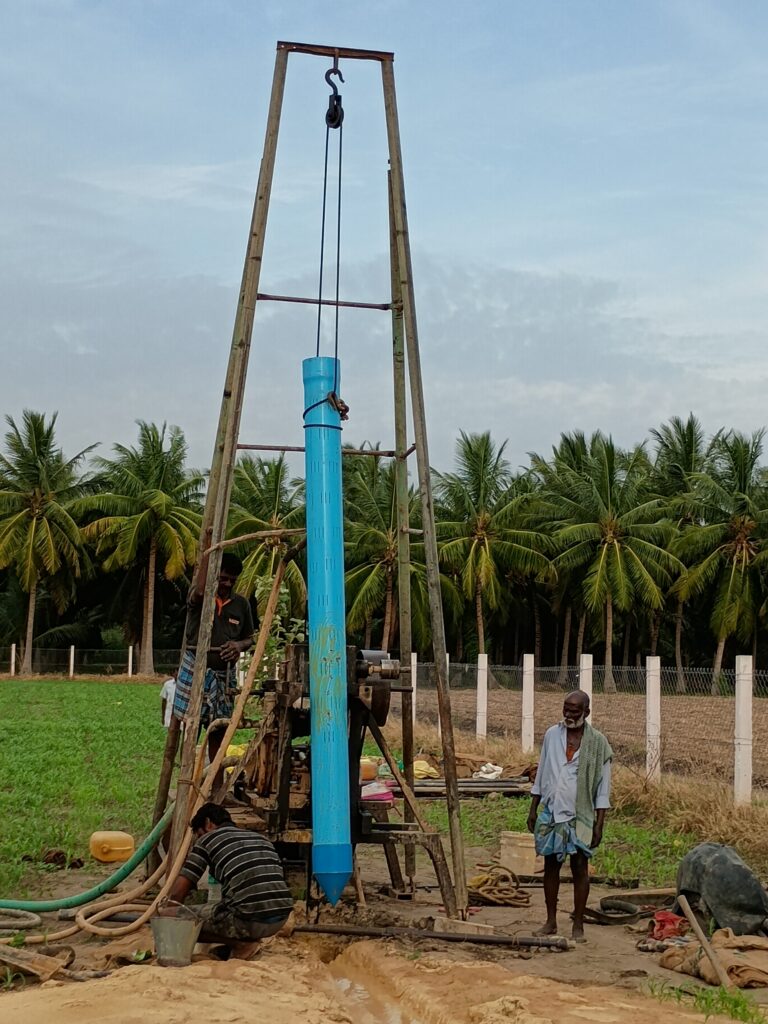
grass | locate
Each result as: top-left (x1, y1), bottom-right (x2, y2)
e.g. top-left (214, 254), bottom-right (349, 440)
top-left (0, 678), bottom-right (765, 899)
top-left (648, 981), bottom-right (767, 1023)
top-left (0, 677), bottom-right (168, 896)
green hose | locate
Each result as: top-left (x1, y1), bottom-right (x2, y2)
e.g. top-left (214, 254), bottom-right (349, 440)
top-left (0, 803), bottom-right (175, 913)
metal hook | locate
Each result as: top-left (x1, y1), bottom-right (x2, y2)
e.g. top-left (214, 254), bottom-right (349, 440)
top-left (325, 67), bottom-right (344, 97)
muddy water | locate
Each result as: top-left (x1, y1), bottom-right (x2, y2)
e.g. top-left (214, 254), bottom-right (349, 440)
top-left (331, 970), bottom-right (423, 1024)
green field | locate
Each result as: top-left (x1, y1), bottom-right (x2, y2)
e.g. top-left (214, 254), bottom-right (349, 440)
top-left (0, 678), bottom-right (168, 896)
top-left (0, 678), bottom-right (691, 899)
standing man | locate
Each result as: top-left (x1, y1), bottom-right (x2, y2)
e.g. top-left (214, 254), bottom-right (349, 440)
top-left (527, 690), bottom-right (612, 942)
top-left (164, 802), bottom-right (293, 960)
top-left (160, 672), bottom-right (176, 728)
top-left (173, 551), bottom-right (256, 764)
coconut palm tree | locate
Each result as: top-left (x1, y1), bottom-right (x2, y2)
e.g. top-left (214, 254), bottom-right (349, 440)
top-left (227, 453), bottom-right (306, 619)
top-left (0, 411), bottom-right (96, 673)
top-left (532, 433), bottom-right (682, 691)
top-left (435, 431), bottom-right (550, 656)
top-left (74, 422), bottom-right (203, 675)
top-left (673, 429), bottom-right (768, 690)
top-left (650, 414), bottom-right (716, 691)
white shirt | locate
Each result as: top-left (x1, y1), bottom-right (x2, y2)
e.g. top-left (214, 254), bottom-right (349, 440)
top-left (160, 678), bottom-right (176, 727)
top-left (531, 723), bottom-right (612, 823)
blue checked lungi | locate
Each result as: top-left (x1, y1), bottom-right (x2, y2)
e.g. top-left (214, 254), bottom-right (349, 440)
top-left (534, 806), bottom-right (593, 862)
top-left (172, 649), bottom-right (236, 731)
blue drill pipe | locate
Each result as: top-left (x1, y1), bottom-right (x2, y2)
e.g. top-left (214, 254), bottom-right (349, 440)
top-left (303, 355), bottom-right (352, 905)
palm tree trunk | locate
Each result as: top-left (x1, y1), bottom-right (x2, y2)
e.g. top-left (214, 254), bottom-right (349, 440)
top-left (22, 577), bottom-right (37, 675)
top-left (140, 538), bottom-right (157, 675)
top-left (604, 597), bottom-right (616, 692)
top-left (557, 605), bottom-right (572, 685)
top-left (675, 598), bottom-right (686, 694)
top-left (532, 593), bottom-right (542, 669)
top-left (711, 636), bottom-right (726, 695)
top-left (475, 581), bottom-right (485, 656)
top-left (752, 629), bottom-right (758, 670)
top-left (381, 570), bottom-right (394, 652)
top-left (364, 615), bottom-right (372, 649)
top-left (574, 611), bottom-right (586, 665)
top-left (513, 617), bottom-right (520, 665)
top-left (649, 611), bottom-right (661, 657)
top-left (622, 618), bottom-right (631, 666)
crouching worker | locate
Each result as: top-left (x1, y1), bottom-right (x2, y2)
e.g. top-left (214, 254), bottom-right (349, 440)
top-left (527, 690), bottom-right (612, 943)
top-left (165, 802), bottom-right (294, 959)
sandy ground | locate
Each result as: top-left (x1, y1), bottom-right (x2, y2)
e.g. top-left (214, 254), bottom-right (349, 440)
top-left (1, 845), bottom-right (746, 1024)
top-left (3, 935), bottom-right (713, 1024)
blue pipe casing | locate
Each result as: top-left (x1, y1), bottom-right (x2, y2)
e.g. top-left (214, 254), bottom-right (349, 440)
top-left (303, 356), bottom-right (352, 905)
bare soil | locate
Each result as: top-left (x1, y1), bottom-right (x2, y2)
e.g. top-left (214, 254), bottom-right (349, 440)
top-left (398, 689), bottom-right (765, 783)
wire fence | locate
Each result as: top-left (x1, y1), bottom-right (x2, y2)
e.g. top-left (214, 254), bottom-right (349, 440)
top-left (0, 647), bottom-right (181, 678)
top-left (405, 658), bottom-right (766, 790)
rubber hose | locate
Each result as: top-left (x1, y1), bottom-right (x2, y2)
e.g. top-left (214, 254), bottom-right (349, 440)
top-left (0, 907), bottom-right (43, 934)
top-left (0, 803), bottom-right (175, 914)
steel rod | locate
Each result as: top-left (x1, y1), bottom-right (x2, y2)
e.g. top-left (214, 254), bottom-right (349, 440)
top-left (256, 292), bottom-right (391, 311)
top-left (236, 444), bottom-right (412, 457)
top-left (277, 40), bottom-right (394, 62)
top-left (294, 923), bottom-right (569, 950)
top-left (390, 170), bottom-right (416, 885)
top-left (382, 58), bottom-right (468, 917)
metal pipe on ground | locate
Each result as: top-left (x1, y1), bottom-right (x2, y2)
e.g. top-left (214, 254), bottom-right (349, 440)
top-left (294, 923), bottom-right (569, 950)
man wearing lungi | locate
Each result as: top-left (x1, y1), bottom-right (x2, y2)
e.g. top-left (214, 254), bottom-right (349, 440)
top-left (527, 689), bottom-right (612, 942)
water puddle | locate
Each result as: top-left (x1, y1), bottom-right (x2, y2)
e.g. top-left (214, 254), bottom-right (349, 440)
top-left (330, 970), bottom-right (423, 1024)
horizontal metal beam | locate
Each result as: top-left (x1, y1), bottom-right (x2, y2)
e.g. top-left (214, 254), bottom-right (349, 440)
top-left (277, 40), bottom-right (394, 62)
top-left (237, 443), bottom-right (416, 458)
top-left (257, 292), bottom-right (391, 312)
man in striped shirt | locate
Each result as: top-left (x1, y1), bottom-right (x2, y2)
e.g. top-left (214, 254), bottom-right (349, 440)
top-left (166, 802), bottom-right (294, 959)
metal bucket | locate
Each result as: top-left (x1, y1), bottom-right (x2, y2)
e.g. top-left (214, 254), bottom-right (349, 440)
top-left (151, 912), bottom-right (203, 967)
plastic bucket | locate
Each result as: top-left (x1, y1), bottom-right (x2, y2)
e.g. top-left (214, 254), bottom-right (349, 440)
top-left (151, 913), bottom-right (203, 967)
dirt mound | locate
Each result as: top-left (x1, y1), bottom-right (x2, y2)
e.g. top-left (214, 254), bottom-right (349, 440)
top-left (3, 939), bottom-right (710, 1024)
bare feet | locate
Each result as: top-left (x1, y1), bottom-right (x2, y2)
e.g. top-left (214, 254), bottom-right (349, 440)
top-left (535, 920), bottom-right (558, 936)
top-left (571, 921), bottom-right (587, 944)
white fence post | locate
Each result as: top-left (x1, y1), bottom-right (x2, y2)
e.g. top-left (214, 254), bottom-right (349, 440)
top-left (10, 643), bottom-right (16, 676)
top-left (579, 653), bottom-right (593, 717)
top-left (522, 653), bottom-right (535, 753)
top-left (237, 652), bottom-right (245, 688)
top-left (646, 655), bottom-right (661, 783)
top-left (410, 652), bottom-right (418, 729)
top-left (69, 645), bottom-right (75, 679)
top-left (734, 655), bottom-right (753, 806)
top-left (476, 653), bottom-right (488, 741)
top-left (127, 645), bottom-right (133, 677)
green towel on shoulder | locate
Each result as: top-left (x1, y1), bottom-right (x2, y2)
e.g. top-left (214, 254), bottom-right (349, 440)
top-left (575, 722), bottom-right (613, 849)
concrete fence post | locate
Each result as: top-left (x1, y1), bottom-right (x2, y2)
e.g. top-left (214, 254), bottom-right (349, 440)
top-left (476, 653), bottom-right (488, 741)
top-left (646, 655), bottom-right (661, 783)
top-left (411, 652), bottom-right (418, 729)
top-left (68, 645), bottom-right (75, 679)
top-left (522, 653), bottom-right (535, 753)
top-left (579, 653), bottom-right (593, 716)
top-left (237, 652), bottom-right (245, 688)
top-left (10, 643), bottom-right (16, 676)
top-left (127, 645), bottom-right (134, 677)
top-left (734, 655), bottom-right (753, 806)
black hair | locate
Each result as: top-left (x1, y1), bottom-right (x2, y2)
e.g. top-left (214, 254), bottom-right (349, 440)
top-left (220, 552), bottom-right (243, 577)
top-left (190, 802), bottom-right (233, 831)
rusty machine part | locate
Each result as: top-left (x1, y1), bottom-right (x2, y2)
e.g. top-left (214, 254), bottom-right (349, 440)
top-left (222, 643), bottom-right (458, 914)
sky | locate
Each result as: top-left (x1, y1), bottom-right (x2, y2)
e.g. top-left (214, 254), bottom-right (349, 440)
top-left (2, 0), bottom-right (768, 475)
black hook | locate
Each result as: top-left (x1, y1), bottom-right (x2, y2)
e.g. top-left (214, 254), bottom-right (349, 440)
top-left (325, 65), bottom-right (344, 129)
top-left (325, 67), bottom-right (344, 96)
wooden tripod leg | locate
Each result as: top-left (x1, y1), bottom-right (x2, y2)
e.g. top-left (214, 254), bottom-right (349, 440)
top-left (421, 833), bottom-right (458, 920)
top-left (367, 803), bottom-right (406, 893)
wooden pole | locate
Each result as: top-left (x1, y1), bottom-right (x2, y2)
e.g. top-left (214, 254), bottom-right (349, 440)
top-left (382, 58), bottom-right (467, 917)
top-left (677, 894), bottom-right (732, 988)
top-left (389, 171), bottom-right (416, 884)
top-left (168, 44), bottom-right (289, 861)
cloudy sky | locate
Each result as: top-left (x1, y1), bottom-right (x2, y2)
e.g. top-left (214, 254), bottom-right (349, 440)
top-left (2, 0), bottom-right (767, 474)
